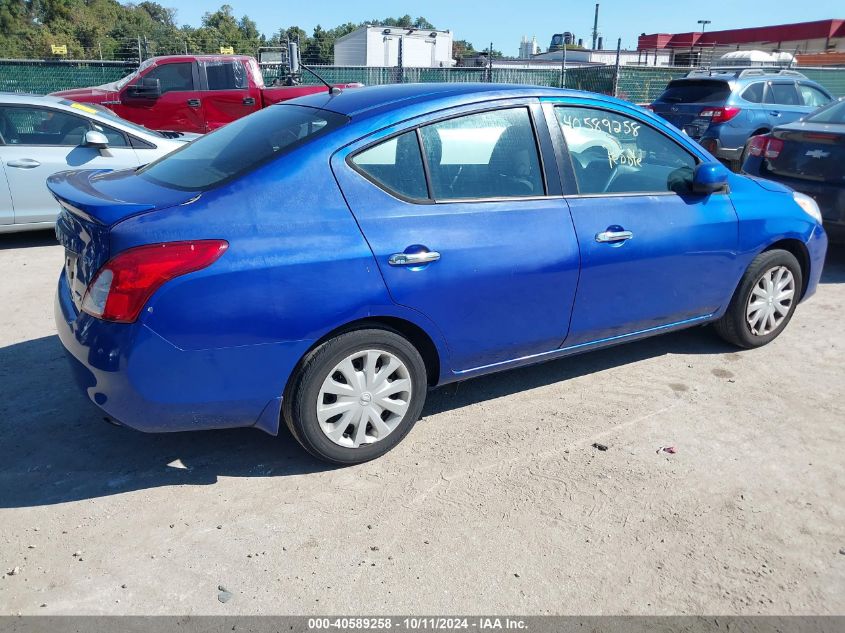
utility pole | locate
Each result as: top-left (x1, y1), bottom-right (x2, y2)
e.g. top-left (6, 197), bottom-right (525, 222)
top-left (612, 37), bottom-right (622, 97)
top-left (591, 4), bottom-right (600, 50)
top-left (560, 43), bottom-right (567, 88)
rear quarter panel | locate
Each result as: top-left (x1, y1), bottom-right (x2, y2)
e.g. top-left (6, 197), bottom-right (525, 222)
top-left (107, 135), bottom-right (452, 411)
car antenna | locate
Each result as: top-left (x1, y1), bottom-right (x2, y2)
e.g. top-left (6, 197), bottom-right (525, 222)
top-left (288, 41), bottom-right (341, 95)
top-left (302, 64), bottom-right (341, 95)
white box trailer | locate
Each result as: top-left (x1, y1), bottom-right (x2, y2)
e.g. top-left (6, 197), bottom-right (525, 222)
top-left (334, 26), bottom-right (454, 67)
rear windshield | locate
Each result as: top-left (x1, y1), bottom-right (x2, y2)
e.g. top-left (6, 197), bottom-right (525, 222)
top-left (805, 99), bottom-right (845, 124)
top-left (138, 105), bottom-right (348, 190)
top-left (657, 80), bottom-right (731, 104)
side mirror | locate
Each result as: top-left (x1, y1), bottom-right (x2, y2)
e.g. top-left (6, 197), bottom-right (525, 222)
top-left (126, 77), bottom-right (161, 100)
top-left (691, 162), bottom-right (729, 194)
top-left (83, 130), bottom-right (109, 149)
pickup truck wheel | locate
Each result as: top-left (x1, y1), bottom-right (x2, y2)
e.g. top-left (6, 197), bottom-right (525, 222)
top-left (283, 328), bottom-right (427, 465)
top-left (714, 249), bottom-right (802, 349)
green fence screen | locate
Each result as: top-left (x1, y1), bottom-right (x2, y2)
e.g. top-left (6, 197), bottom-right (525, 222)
top-left (2, 60), bottom-right (843, 105)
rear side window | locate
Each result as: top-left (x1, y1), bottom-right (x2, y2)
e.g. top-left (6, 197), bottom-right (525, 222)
top-left (139, 105), bottom-right (347, 190)
top-left (419, 108), bottom-right (544, 199)
top-left (205, 61), bottom-right (248, 90)
top-left (766, 83), bottom-right (800, 105)
top-left (352, 131), bottom-right (428, 200)
top-left (144, 62), bottom-right (194, 94)
top-left (798, 84), bottom-right (831, 108)
top-left (657, 80), bottom-right (731, 104)
top-left (741, 82), bottom-right (765, 103)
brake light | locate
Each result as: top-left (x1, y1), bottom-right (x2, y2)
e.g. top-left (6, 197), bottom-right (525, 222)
top-left (746, 134), bottom-right (784, 160)
top-left (82, 240), bottom-right (228, 323)
top-left (699, 106), bottom-right (741, 123)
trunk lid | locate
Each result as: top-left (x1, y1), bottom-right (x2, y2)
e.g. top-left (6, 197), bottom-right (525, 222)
top-left (765, 123), bottom-right (845, 184)
top-left (49, 168), bottom-right (198, 304)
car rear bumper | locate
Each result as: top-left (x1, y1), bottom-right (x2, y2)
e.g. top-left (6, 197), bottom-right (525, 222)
top-left (55, 273), bottom-right (309, 435)
top-left (700, 136), bottom-right (744, 162)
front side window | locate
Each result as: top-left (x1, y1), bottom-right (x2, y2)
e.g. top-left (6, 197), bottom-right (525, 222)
top-left (555, 106), bottom-right (696, 195)
top-left (419, 108), bottom-right (544, 199)
top-left (0, 106), bottom-right (89, 146)
top-left (798, 84), bottom-right (831, 108)
top-left (139, 105), bottom-right (347, 190)
top-left (144, 62), bottom-right (194, 94)
top-left (766, 83), bottom-right (800, 106)
top-left (352, 131), bottom-right (428, 200)
top-left (205, 61), bottom-right (248, 90)
top-left (91, 122), bottom-right (128, 147)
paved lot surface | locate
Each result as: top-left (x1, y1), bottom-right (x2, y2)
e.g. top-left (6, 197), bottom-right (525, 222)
top-left (0, 231), bottom-right (843, 615)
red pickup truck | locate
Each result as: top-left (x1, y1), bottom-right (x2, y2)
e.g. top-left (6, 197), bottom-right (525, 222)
top-left (51, 55), bottom-right (359, 134)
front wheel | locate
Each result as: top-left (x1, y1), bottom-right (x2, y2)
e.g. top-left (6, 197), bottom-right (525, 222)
top-left (282, 328), bottom-right (428, 465)
top-left (714, 249), bottom-right (803, 349)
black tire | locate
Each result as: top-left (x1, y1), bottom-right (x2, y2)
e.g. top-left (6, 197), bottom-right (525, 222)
top-left (714, 249), bottom-right (803, 349)
top-left (282, 328), bottom-right (427, 465)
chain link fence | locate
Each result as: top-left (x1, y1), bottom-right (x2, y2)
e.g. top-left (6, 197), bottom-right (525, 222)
top-left (2, 52), bottom-right (844, 105)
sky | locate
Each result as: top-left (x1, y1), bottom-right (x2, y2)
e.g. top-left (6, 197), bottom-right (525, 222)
top-left (172, 0), bottom-right (844, 56)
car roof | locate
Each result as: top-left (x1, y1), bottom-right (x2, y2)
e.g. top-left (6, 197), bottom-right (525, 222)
top-left (287, 83), bottom-right (614, 120)
top-left (0, 92), bottom-right (70, 105)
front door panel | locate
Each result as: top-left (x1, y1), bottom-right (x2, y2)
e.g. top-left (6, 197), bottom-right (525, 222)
top-left (0, 145), bottom-right (139, 224)
top-left (565, 193), bottom-right (738, 345)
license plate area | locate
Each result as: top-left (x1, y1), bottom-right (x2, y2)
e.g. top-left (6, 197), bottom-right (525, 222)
top-left (64, 249), bottom-right (84, 311)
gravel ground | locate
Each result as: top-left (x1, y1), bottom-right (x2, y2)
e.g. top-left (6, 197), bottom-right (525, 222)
top-left (0, 231), bottom-right (843, 615)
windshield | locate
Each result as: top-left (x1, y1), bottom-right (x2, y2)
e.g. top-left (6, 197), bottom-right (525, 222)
top-left (138, 105), bottom-right (348, 190)
top-left (657, 80), bottom-right (731, 104)
top-left (113, 58), bottom-right (153, 91)
top-left (805, 98), bottom-right (845, 124)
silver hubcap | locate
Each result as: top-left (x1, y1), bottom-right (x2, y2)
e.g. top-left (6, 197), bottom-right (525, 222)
top-left (746, 265), bottom-right (795, 336)
top-left (317, 349), bottom-right (412, 448)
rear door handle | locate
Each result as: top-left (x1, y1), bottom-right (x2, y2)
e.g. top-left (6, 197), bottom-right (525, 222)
top-left (769, 110), bottom-right (781, 117)
top-left (596, 229), bottom-right (633, 243)
top-left (187, 99), bottom-right (201, 108)
top-left (7, 159), bottom-right (40, 169)
top-left (242, 97), bottom-right (256, 106)
top-left (388, 250), bottom-right (441, 266)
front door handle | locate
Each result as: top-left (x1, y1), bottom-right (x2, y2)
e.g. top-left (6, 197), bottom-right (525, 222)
top-left (596, 229), bottom-right (633, 243)
top-left (388, 250), bottom-right (441, 266)
top-left (769, 110), bottom-right (781, 117)
top-left (242, 97), bottom-right (256, 106)
top-left (7, 159), bottom-right (40, 169)
top-left (187, 99), bottom-right (201, 108)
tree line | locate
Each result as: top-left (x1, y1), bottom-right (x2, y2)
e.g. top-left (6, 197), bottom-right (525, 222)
top-left (0, 0), bottom-right (493, 62)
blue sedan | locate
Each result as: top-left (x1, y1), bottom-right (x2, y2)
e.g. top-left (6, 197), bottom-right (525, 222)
top-left (49, 84), bottom-right (828, 464)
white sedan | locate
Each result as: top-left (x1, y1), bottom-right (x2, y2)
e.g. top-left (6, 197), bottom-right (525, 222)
top-left (0, 94), bottom-right (194, 233)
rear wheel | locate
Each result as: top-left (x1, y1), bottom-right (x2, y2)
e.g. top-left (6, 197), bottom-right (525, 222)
top-left (283, 328), bottom-right (427, 465)
top-left (714, 249), bottom-right (802, 349)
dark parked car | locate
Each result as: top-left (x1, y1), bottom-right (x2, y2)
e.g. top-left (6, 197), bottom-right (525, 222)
top-left (650, 68), bottom-right (833, 168)
top-left (742, 97), bottom-right (845, 242)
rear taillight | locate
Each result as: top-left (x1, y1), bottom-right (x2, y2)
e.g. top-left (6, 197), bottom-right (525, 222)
top-left (82, 240), bottom-right (228, 323)
top-left (747, 134), bottom-right (784, 159)
top-left (699, 106), bottom-right (741, 124)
